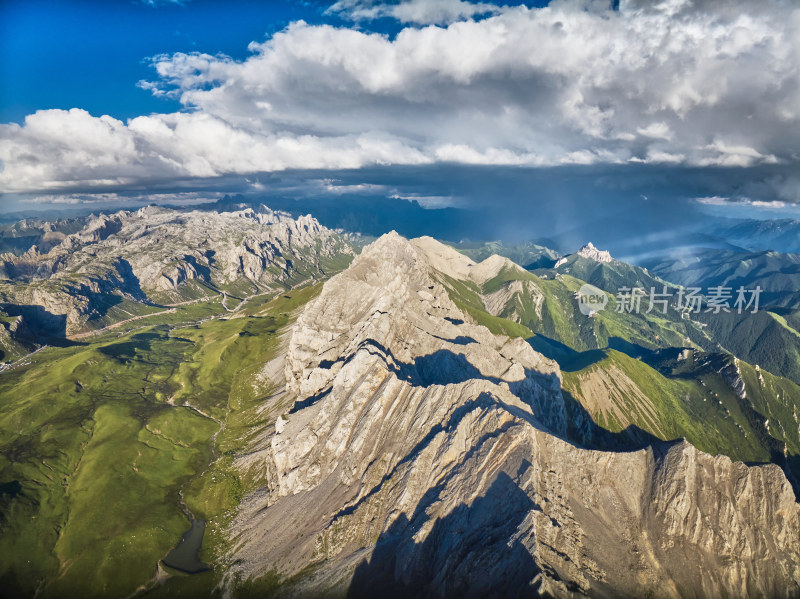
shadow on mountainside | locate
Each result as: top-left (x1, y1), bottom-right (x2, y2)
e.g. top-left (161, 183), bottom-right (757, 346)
top-left (289, 339), bottom-right (562, 414)
top-left (182, 254), bottom-right (213, 284)
top-left (348, 472), bottom-right (543, 599)
top-left (527, 334), bottom-right (669, 373)
top-left (344, 424), bottom-right (676, 597)
top-left (2, 259), bottom-right (156, 344)
top-left (0, 303), bottom-right (84, 349)
top-left (560, 388), bottom-right (662, 452)
top-left (291, 339), bottom-right (663, 454)
top-left (607, 337), bottom-right (657, 361)
top-left (112, 257), bottom-right (149, 302)
top-left (270, 339), bottom-right (746, 597)
top-left (527, 333), bottom-right (583, 367)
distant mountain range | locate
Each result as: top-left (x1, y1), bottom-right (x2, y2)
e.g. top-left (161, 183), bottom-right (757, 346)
top-left (0, 205), bottom-right (354, 361)
top-left (1, 205), bottom-right (799, 597)
top-left (643, 247), bottom-right (800, 309)
top-left (707, 218), bottom-right (800, 254)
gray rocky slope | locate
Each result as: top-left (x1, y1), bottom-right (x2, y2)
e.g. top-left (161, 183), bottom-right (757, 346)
top-left (227, 232), bottom-right (800, 598)
top-left (0, 205), bottom-right (353, 336)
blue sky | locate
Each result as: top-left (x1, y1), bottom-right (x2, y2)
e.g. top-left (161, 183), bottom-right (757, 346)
top-left (0, 0), bottom-right (797, 225)
top-left (0, 0), bottom-right (548, 123)
top-left (1, 0), bottom-right (328, 123)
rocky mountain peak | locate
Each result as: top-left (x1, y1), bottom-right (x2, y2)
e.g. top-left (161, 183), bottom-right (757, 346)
top-left (409, 235), bottom-right (525, 285)
top-left (284, 232), bottom-right (562, 411)
top-left (410, 235), bottom-right (476, 280)
top-left (470, 253), bottom-right (526, 284)
top-left (577, 241), bottom-right (613, 263)
top-left (0, 205), bottom-right (355, 336)
top-left (229, 230), bottom-right (800, 597)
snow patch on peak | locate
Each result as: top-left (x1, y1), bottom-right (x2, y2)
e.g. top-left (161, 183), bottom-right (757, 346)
top-left (577, 242), bottom-right (613, 263)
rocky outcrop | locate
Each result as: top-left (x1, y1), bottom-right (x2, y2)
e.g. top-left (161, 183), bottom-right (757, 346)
top-left (483, 278), bottom-right (545, 321)
top-left (59, 212), bottom-right (125, 250)
top-left (409, 236), bottom-right (546, 325)
top-left (228, 232), bottom-right (800, 598)
top-left (0, 205), bottom-right (354, 335)
top-left (577, 242), bottom-right (613, 263)
top-left (410, 236), bottom-right (527, 286)
top-left (721, 357), bottom-right (748, 400)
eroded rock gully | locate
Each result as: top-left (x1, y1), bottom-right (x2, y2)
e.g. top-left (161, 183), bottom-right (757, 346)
top-left (228, 232), bottom-right (800, 598)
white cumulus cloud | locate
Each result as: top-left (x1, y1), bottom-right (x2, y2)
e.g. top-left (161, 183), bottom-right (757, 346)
top-left (1, 0), bottom-right (798, 194)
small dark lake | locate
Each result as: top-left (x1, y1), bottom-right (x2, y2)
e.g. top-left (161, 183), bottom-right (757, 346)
top-left (162, 519), bottom-right (211, 574)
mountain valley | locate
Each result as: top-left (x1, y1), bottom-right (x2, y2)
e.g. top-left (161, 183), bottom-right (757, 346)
top-left (0, 206), bottom-right (799, 598)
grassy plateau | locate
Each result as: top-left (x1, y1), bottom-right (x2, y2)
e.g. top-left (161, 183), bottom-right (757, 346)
top-left (0, 285), bottom-right (321, 598)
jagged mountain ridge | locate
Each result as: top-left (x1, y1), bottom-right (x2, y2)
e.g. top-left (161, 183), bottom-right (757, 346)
top-left (546, 241), bottom-right (675, 294)
top-left (227, 232), bottom-right (800, 598)
top-left (446, 239), bottom-right (561, 270)
top-left (427, 240), bottom-right (711, 362)
top-left (423, 240), bottom-right (800, 486)
top-left (0, 205), bottom-right (354, 341)
top-left (446, 240), bottom-right (800, 388)
top-left (562, 347), bottom-right (800, 478)
top-left (643, 247), bottom-right (800, 309)
top-left (0, 216), bottom-right (86, 256)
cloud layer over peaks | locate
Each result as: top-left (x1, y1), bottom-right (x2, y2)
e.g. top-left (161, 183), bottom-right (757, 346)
top-left (1, 0), bottom-right (798, 194)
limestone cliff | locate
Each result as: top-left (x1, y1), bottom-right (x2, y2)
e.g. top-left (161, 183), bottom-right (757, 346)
top-left (0, 205), bottom-right (354, 336)
top-left (228, 232), bottom-right (800, 598)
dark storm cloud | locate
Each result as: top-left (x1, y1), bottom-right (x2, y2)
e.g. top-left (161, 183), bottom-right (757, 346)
top-left (1, 0), bottom-right (797, 199)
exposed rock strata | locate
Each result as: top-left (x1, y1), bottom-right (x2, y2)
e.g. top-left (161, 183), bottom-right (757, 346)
top-left (0, 205), bottom-right (353, 335)
top-left (229, 233), bottom-right (800, 598)
top-left (577, 242), bottom-right (613, 264)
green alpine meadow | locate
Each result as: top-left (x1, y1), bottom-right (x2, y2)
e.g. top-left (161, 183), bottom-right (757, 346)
top-left (2, 0), bottom-right (800, 596)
